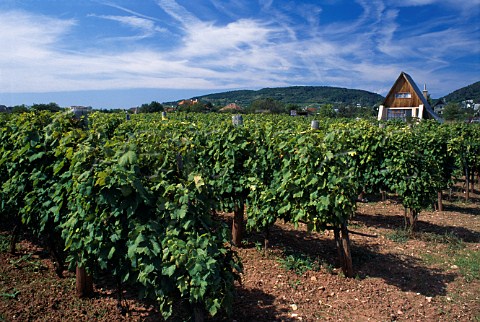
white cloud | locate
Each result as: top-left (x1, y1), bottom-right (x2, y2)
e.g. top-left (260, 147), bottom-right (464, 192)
top-left (0, 10), bottom-right (217, 92)
top-left (90, 14), bottom-right (167, 36)
top-left (0, 10), bottom-right (75, 55)
top-left (180, 19), bottom-right (276, 57)
top-left (155, 0), bottom-right (201, 26)
top-left (0, 0), bottom-right (478, 99)
top-left (387, 0), bottom-right (480, 16)
top-left (101, 1), bottom-right (161, 21)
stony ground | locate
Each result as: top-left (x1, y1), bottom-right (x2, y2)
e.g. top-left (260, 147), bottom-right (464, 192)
top-left (1, 188), bottom-right (479, 321)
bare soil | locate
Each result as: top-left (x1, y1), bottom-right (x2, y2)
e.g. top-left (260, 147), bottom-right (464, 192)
top-left (1, 189), bottom-right (479, 321)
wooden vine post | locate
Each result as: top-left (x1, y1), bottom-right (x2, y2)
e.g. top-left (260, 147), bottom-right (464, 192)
top-left (333, 224), bottom-right (353, 278)
top-left (76, 265), bottom-right (94, 298)
top-left (437, 191), bottom-right (443, 212)
top-left (477, 172), bottom-right (480, 192)
top-left (465, 167), bottom-right (470, 201)
top-left (193, 304), bottom-right (205, 322)
top-left (9, 224), bottom-right (19, 254)
top-left (264, 226), bottom-right (270, 255)
top-left (232, 198), bottom-right (245, 246)
top-left (403, 208), bottom-right (418, 233)
top-left (471, 170), bottom-right (476, 194)
top-left (462, 149), bottom-right (472, 201)
top-left (380, 190), bottom-right (387, 202)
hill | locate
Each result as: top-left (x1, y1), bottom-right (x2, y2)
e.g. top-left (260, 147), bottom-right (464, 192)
top-left (187, 86), bottom-right (384, 108)
top-left (440, 81), bottom-right (480, 103)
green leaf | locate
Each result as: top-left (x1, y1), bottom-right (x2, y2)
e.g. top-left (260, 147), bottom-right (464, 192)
top-left (108, 246), bottom-right (115, 259)
top-left (28, 151), bottom-right (45, 162)
top-left (163, 265), bottom-right (176, 277)
top-left (95, 171), bottom-right (108, 186)
top-left (119, 150), bottom-right (137, 166)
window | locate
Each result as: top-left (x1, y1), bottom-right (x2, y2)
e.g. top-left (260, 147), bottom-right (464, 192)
top-left (387, 109), bottom-right (412, 121)
top-left (395, 92), bottom-right (411, 98)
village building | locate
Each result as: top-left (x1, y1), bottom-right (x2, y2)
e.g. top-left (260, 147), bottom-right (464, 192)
top-left (377, 72), bottom-right (443, 122)
top-left (69, 105), bottom-right (92, 117)
top-left (433, 98), bottom-right (447, 115)
top-left (219, 103), bottom-right (242, 112)
top-left (177, 99), bottom-right (198, 106)
top-left (164, 106), bottom-right (177, 112)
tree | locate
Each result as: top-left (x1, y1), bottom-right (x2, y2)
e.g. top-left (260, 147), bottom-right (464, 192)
top-left (247, 98), bottom-right (286, 114)
top-left (31, 102), bottom-right (61, 112)
top-left (442, 102), bottom-right (472, 121)
top-left (337, 105), bottom-right (355, 118)
top-left (318, 104), bottom-right (336, 118)
top-left (180, 102), bottom-right (208, 113)
top-left (286, 103), bottom-right (300, 112)
top-left (204, 101), bottom-right (216, 112)
top-left (138, 101), bottom-right (163, 113)
top-left (11, 104), bottom-right (29, 113)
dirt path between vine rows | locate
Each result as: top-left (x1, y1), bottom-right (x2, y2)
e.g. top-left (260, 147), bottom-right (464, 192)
top-left (1, 190), bottom-right (479, 321)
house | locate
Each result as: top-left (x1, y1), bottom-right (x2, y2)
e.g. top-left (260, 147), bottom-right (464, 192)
top-left (219, 103), bottom-right (242, 112)
top-left (377, 72), bottom-right (443, 122)
top-left (164, 106), bottom-right (177, 113)
top-left (177, 99), bottom-right (198, 106)
top-left (461, 100), bottom-right (474, 109)
top-left (293, 107), bottom-right (316, 116)
top-left (128, 107), bottom-right (138, 114)
top-left (69, 106), bottom-right (92, 117)
top-left (433, 98), bottom-right (447, 115)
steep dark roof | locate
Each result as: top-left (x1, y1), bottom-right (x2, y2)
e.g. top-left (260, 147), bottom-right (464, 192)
top-left (219, 103), bottom-right (242, 111)
top-left (433, 98), bottom-right (447, 107)
top-left (385, 72), bottom-right (443, 123)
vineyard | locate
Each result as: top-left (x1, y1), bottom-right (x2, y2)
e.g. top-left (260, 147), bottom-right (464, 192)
top-left (0, 111), bottom-right (479, 321)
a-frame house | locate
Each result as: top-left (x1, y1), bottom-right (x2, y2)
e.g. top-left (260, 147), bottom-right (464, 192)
top-left (377, 72), bottom-right (443, 122)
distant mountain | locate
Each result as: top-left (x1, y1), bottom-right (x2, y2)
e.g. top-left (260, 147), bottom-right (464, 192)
top-left (184, 86), bottom-right (384, 108)
top-left (440, 81), bottom-right (480, 103)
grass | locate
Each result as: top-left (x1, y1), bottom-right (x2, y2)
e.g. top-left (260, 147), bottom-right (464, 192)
top-left (0, 234), bottom-right (9, 253)
top-left (0, 288), bottom-right (20, 300)
top-left (454, 249), bottom-right (480, 282)
top-left (254, 241), bottom-right (263, 252)
top-left (320, 260), bottom-right (334, 274)
top-left (386, 229), bottom-right (410, 243)
top-left (348, 222), bottom-right (364, 230)
top-left (288, 279), bottom-right (302, 290)
top-left (394, 230), bottom-right (480, 283)
top-left (9, 253), bottom-right (46, 272)
top-left (387, 229), bottom-right (466, 252)
top-left (420, 244), bottom-right (479, 283)
top-left (420, 252), bottom-right (440, 266)
top-left (417, 231), bottom-right (465, 251)
top-left (278, 250), bottom-right (320, 275)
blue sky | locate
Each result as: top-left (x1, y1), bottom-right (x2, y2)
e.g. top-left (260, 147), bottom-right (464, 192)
top-left (0, 0), bottom-right (479, 109)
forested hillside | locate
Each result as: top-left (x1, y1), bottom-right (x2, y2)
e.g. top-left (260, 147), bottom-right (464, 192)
top-left (190, 86), bottom-right (384, 107)
top-left (440, 81), bottom-right (480, 103)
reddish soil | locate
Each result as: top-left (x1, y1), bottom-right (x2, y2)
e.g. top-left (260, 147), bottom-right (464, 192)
top-left (1, 190), bottom-right (479, 321)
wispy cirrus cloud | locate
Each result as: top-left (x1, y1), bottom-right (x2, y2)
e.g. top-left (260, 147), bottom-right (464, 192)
top-left (155, 0), bottom-right (201, 26)
top-left (100, 1), bottom-right (160, 21)
top-left (89, 14), bottom-right (167, 38)
top-left (0, 10), bottom-right (218, 92)
top-left (93, 14), bottom-right (165, 33)
top-left (0, 0), bottom-right (478, 103)
top-left (181, 19), bottom-right (277, 58)
top-left (391, 0), bottom-right (480, 10)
